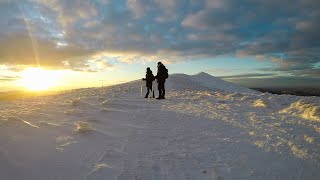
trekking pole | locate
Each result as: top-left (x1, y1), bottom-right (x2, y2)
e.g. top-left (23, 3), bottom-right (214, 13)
top-left (140, 80), bottom-right (143, 97)
top-left (152, 81), bottom-right (155, 98)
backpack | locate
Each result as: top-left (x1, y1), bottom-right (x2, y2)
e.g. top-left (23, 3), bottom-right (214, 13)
top-left (151, 73), bottom-right (155, 81)
top-left (164, 67), bottom-right (169, 79)
top-left (147, 72), bottom-right (155, 82)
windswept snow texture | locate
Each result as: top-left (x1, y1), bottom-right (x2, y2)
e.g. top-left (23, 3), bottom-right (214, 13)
top-left (0, 73), bottom-right (319, 180)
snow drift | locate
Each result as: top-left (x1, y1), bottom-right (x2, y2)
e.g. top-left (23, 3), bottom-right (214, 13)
top-left (279, 100), bottom-right (320, 121)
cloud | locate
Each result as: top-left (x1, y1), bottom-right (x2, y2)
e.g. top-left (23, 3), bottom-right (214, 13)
top-left (260, 67), bottom-right (320, 78)
top-left (0, 34), bottom-right (93, 69)
top-left (154, 0), bottom-right (178, 22)
top-left (62, 58), bottom-right (116, 72)
top-left (205, 0), bottom-right (225, 9)
top-left (154, 0), bottom-right (176, 11)
top-left (181, 10), bottom-right (212, 30)
top-left (291, 68), bottom-right (320, 77)
top-left (0, 0), bottom-right (319, 76)
top-left (0, 32), bottom-right (118, 72)
top-left (33, 0), bottom-right (98, 29)
top-left (127, 0), bottom-right (146, 19)
top-left (258, 47), bottom-right (320, 76)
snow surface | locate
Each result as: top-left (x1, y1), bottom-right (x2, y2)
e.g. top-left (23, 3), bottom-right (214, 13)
top-left (0, 72), bottom-right (319, 180)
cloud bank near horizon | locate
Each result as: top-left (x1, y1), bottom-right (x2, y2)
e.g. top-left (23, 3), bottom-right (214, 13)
top-left (0, 0), bottom-right (319, 78)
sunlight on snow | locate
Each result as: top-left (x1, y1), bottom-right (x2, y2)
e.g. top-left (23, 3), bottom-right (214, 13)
top-left (279, 100), bottom-right (320, 121)
top-left (74, 121), bottom-right (95, 133)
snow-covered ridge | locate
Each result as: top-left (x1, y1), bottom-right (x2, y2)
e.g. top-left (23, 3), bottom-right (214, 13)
top-left (0, 72), bottom-right (319, 179)
top-left (167, 72), bottom-right (255, 93)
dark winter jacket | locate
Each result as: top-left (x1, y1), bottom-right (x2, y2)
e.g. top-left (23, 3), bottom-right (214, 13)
top-left (145, 70), bottom-right (155, 88)
top-left (155, 64), bottom-right (167, 82)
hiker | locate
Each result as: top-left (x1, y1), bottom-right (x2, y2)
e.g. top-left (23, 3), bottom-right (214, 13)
top-left (155, 61), bottom-right (168, 99)
top-left (142, 67), bottom-right (155, 98)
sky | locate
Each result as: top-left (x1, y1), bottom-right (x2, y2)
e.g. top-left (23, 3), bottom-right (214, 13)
top-left (0, 0), bottom-right (320, 91)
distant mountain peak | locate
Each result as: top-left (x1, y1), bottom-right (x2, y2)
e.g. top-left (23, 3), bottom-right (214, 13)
top-left (167, 72), bottom-right (255, 93)
top-left (195, 72), bottom-right (211, 76)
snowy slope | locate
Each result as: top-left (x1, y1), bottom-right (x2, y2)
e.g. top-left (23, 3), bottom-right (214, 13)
top-left (0, 73), bottom-right (319, 180)
top-left (167, 72), bottom-right (255, 93)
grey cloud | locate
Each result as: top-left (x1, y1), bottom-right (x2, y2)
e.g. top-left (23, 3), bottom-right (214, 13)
top-left (0, 0), bottom-right (320, 76)
top-left (290, 68), bottom-right (320, 77)
top-left (0, 34), bottom-right (96, 69)
top-left (181, 0), bottom-right (320, 72)
top-left (257, 47), bottom-right (320, 74)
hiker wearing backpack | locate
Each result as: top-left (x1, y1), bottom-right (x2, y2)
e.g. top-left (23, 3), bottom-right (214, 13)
top-left (155, 62), bottom-right (168, 99)
top-left (142, 67), bottom-right (155, 98)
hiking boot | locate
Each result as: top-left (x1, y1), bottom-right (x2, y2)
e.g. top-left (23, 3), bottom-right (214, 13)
top-left (156, 96), bottom-right (164, 100)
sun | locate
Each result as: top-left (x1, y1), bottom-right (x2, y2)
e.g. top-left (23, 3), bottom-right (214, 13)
top-left (19, 68), bottom-right (62, 91)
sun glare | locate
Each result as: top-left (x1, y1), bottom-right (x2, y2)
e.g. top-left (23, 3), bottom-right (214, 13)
top-left (19, 68), bottom-right (62, 91)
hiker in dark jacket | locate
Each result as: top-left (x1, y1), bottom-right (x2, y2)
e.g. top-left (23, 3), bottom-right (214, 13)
top-left (142, 67), bottom-right (155, 98)
top-left (155, 62), bottom-right (168, 99)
